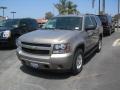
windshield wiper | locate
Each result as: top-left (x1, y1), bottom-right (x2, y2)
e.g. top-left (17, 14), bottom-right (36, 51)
top-left (56, 27), bottom-right (76, 31)
top-left (42, 27), bottom-right (55, 30)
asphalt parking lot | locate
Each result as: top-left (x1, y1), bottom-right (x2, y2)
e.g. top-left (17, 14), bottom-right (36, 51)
top-left (0, 29), bottom-right (120, 90)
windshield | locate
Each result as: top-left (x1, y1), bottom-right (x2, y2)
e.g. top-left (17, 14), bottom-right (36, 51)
top-left (0, 20), bottom-right (5, 27)
top-left (1, 19), bottom-right (20, 28)
top-left (42, 17), bottom-right (83, 30)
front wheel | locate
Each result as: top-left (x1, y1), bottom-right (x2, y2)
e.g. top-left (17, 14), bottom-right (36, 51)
top-left (14, 36), bottom-right (19, 47)
top-left (96, 39), bottom-right (102, 52)
top-left (71, 49), bottom-right (83, 75)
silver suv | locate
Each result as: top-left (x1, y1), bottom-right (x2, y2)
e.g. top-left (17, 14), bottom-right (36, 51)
top-left (16, 14), bottom-right (103, 74)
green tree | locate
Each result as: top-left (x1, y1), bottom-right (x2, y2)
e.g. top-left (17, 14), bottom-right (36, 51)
top-left (54, 0), bottom-right (67, 15)
top-left (55, 0), bottom-right (79, 15)
top-left (45, 12), bottom-right (54, 19)
top-left (67, 1), bottom-right (79, 14)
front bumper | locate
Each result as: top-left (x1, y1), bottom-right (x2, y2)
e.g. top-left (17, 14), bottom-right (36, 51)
top-left (0, 38), bottom-right (12, 47)
top-left (16, 48), bottom-right (73, 70)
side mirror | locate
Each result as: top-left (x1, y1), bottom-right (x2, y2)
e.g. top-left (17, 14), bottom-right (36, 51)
top-left (85, 25), bottom-right (96, 31)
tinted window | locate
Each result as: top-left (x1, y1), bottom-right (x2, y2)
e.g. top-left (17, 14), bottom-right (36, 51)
top-left (2, 19), bottom-right (20, 28)
top-left (85, 16), bottom-right (93, 28)
top-left (29, 19), bottom-right (38, 29)
top-left (0, 20), bottom-right (4, 27)
top-left (90, 16), bottom-right (97, 27)
top-left (43, 17), bottom-right (83, 30)
top-left (19, 19), bottom-right (29, 27)
top-left (95, 16), bottom-right (102, 26)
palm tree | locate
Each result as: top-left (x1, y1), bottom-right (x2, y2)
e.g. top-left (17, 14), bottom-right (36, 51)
top-left (55, 0), bottom-right (79, 15)
top-left (54, 0), bottom-right (67, 15)
top-left (67, 1), bottom-right (79, 14)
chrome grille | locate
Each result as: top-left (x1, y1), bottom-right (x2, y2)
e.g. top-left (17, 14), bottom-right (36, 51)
top-left (21, 42), bottom-right (51, 55)
top-left (22, 47), bottom-right (50, 55)
top-left (22, 42), bottom-right (51, 47)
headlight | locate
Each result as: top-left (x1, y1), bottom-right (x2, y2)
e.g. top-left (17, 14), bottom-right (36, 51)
top-left (3, 30), bottom-right (11, 38)
top-left (53, 43), bottom-right (71, 54)
top-left (16, 39), bottom-right (21, 47)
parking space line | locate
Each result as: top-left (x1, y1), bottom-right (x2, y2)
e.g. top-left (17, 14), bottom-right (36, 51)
top-left (112, 39), bottom-right (120, 47)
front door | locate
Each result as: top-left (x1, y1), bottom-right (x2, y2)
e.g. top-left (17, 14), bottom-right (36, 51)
top-left (90, 16), bottom-right (99, 47)
top-left (84, 16), bottom-right (94, 52)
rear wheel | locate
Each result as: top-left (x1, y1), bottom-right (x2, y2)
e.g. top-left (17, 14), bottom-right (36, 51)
top-left (108, 28), bottom-right (112, 36)
top-left (96, 39), bottom-right (102, 52)
top-left (71, 49), bottom-right (83, 75)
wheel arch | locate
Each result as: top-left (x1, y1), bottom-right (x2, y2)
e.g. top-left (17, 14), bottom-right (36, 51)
top-left (99, 33), bottom-right (103, 40)
top-left (74, 43), bottom-right (85, 54)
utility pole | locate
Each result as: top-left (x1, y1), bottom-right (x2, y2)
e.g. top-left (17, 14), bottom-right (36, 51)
top-left (117, 0), bottom-right (120, 30)
top-left (11, 11), bottom-right (16, 19)
top-left (92, 0), bottom-right (101, 15)
top-left (102, 0), bottom-right (105, 14)
top-left (0, 6), bottom-right (7, 18)
top-left (99, 0), bottom-right (101, 14)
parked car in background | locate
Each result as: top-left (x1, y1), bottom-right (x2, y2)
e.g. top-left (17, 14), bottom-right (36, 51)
top-left (36, 18), bottom-right (48, 29)
top-left (115, 21), bottom-right (120, 28)
top-left (16, 14), bottom-right (103, 74)
top-left (112, 20), bottom-right (116, 29)
top-left (0, 18), bottom-right (38, 47)
top-left (97, 14), bottom-right (114, 36)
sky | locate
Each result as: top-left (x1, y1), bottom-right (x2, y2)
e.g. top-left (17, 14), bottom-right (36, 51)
top-left (0, 0), bottom-right (118, 19)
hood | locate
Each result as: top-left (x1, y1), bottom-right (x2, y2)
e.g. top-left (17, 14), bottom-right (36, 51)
top-left (19, 29), bottom-right (78, 44)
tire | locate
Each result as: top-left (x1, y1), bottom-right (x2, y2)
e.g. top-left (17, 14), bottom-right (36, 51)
top-left (96, 39), bottom-right (102, 52)
top-left (14, 36), bottom-right (19, 47)
top-left (71, 49), bottom-right (83, 75)
top-left (21, 60), bottom-right (27, 67)
top-left (108, 28), bottom-right (111, 36)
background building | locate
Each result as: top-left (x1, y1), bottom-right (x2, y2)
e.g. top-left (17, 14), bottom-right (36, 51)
top-left (36, 18), bottom-right (48, 28)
